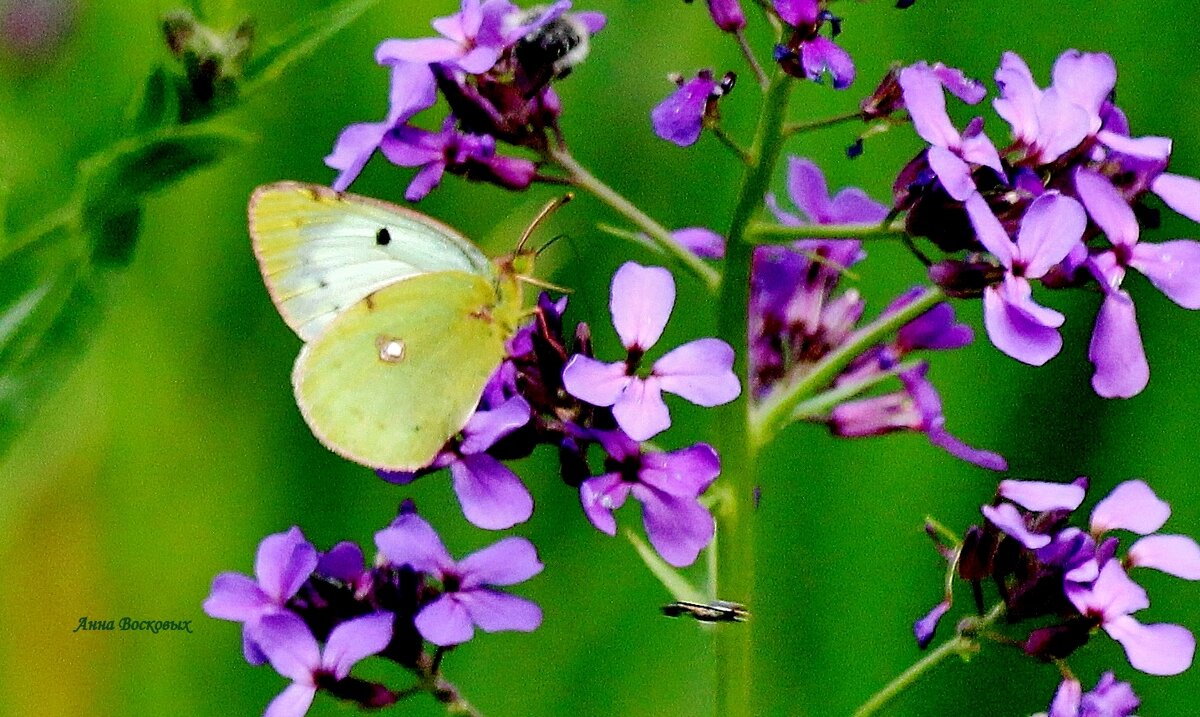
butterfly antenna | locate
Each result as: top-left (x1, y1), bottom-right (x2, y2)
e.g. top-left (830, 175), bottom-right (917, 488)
top-left (518, 193), bottom-right (574, 252)
top-left (517, 275), bottom-right (573, 294)
top-left (535, 233), bottom-right (571, 257)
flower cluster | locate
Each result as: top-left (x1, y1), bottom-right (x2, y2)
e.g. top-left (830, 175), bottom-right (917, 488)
top-left (916, 476), bottom-right (1199, 709)
top-left (203, 508), bottom-right (543, 716)
top-left (892, 50), bottom-right (1200, 397)
top-left (326, 0), bottom-right (606, 198)
top-left (380, 262), bottom-right (738, 567)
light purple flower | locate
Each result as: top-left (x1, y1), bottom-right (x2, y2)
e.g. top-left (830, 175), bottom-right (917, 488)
top-left (767, 156), bottom-right (890, 229)
top-left (1090, 479), bottom-right (1200, 581)
top-left (324, 61), bottom-right (437, 191)
top-left (255, 611), bottom-right (393, 717)
top-left (380, 117), bottom-right (536, 201)
top-left (375, 513), bottom-right (543, 646)
top-left (562, 262), bottom-right (740, 441)
top-left (580, 431), bottom-right (719, 567)
top-left (899, 62), bottom-right (1003, 200)
top-left (203, 527), bottom-right (318, 664)
top-left (375, 0), bottom-right (567, 75)
top-left (965, 192), bottom-right (1087, 365)
top-left (671, 227), bottom-right (726, 259)
top-left (1150, 171), bottom-right (1200, 224)
top-left (1076, 167), bottom-right (1200, 397)
top-left (650, 70), bottom-right (728, 147)
top-left (830, 363), bottom-right (1007, 470)
top-left (1066, 559), bottom-right (1195, 675)
top-left (379, 394), bottom-right (534, 530)
top-left (1042, 672), bottom-right (1139, 717)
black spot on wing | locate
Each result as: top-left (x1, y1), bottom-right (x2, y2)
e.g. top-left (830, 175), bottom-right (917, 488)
top-left (376, 227), bottom-right (392, 246)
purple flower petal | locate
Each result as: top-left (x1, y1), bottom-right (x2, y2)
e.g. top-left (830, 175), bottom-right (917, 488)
top-left (460, 396), bottom-right (530, 454)
top-left (457, 589), bottom-right (543, 633)
top-left (374, 513), bottom-right (453, 574)
top-left (982, 502), bottom-right (1050, 550)
top-left (375, 36), bottom-right (464, 64)
top-left (415, 595), bottom-right (475, 646)
top-left (256, 613), bottom-right (319, 683)
top-left (322, 612), bottom-right (394, 679)
top-left (927, 426), bottom-right (1008, 471)
top-left (1097, 130), bottom-right (1172, 160)
top-left (610, 263), bottom-right (675, 350)
top-left (326, 122), bottom-right (389, 192)
top-left (1129, 239), bottom-right (1200, 309)
top-left (203, 573), bottom-right (271, 621)
top-left (672, 227), bottom-right (726, 259)
top-left (772, 0), bottom-right (818, 26)
top-left (1089, 291), bottom-right (1149, 399)
top-left (1068, 560), bottom-right (1149, 620)
top-left (458, 537), bottom-right (543, 587)
top-left (785, 157), bottom-right (833, 223)
top-left (256, 528), bottom-right (318, 604)
top-left (913, 600), bottom-right (950, 649)
top-left (580, 473), bottom-right (631, 535)
top-left (1091, 480), bottom-right (1170, 535)
top-left (927, 146), bottom-right (975, 202)
top-left (650, 76), bottom-right (716, 147)
top-left (404, 162), bottom-right (447, 201)
top-left (450, 454), bottom-right (534, 530)
top-left (264, 683), bottom-right (318, 717)
top-left (561, 355), bottom-right (631, 407)
top-left (958, 125), bottom-right (1005, 175)
top-left (639, 444), bottom-right (721, 498)
top-left (574, 11), bottom-right (608, 33)
top-left (1129, 534), bottom-right (1200, 580)
top-left (998, 479), bottom-right (1086, 512)
top-left (932, 64), bottom-right (986, 104)
top-left (966, 193), bottom-right (1016, 267)
top-left (802, 36), bottom-right (855, 89)
top-left (635, 485), bottom-right (715, 567)
top-left (982, 282), bottom-right (1063, 366)
top-left (653, 338), bottom-right (741, 406)
top-left (1151, 172), bottom-right (1200, 223)
top-left (896, 301), bottom-right (973, 351)
top-left (1031, 89), bottom-right (1090, 163)
top-left (316, 542), bottom-right (365, 583)
top-left (1047, 678), bottom-right (1082, 717)
top-left (899, 63), bottom-right (959, 149)
top-left (612, 377), bottom-right (672, 441)
top-left (827, 188), bottom-right (889, 224)
top-left (1081, 672), bottom-right (1140, 716)
top-left (1051, 49), bottom-right (1116, 121)
top-left (994, 52), bottom-right (1042, 146)
top-left (1105, 616), bottom-right (1195, 676)
top-left (1016, 192), bottom-right (1087, 278)
top-left (1076, 169), bottom-right (1140, 247)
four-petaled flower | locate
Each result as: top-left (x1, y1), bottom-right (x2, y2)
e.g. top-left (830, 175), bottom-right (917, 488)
top-left (562, 262), bottom-right (741, 441)
top-left (375, 513), bottom-right (543, 646)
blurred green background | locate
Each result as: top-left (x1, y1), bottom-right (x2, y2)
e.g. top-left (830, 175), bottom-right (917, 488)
top-left (1, 0), bottom-right (1199, 715)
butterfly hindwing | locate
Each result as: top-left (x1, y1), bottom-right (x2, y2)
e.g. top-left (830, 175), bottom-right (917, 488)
top-left (292, 270), bottom-right (509, 471)
top-left (249, 181), bottom-right (494, 341)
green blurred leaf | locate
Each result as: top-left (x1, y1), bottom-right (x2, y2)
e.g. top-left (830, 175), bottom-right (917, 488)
top-left (243, 0), bottom-right (384, 92)
top-left (80, 125), bottom-right (252, 265)
top-left (626, 529), bottom-right (706, 603)
top-left (124, 66), bottom-right (182, 133)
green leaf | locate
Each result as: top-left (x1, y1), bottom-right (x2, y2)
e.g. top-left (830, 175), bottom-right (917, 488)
top-left (79, 125), bottom-right (252, 265)
top-left (243, 0), bottom-right (384, 92)
top-left (625, 529), bottom-right (706, 604)
top-left (124, 66), bottom-right (182, 133)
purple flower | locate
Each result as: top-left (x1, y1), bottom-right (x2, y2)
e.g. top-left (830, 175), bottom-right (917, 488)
top-left (562, 262), bottom-right (741, 441)
top-left (375, 0), bottom-right (567, 75)
top-left (1066, 559), bottom-right (1195, 675)
top-left (203, 527), bottom-right (318, 664)
top-left (1075, 167), bottom-right (1200, 397)
top-left (703, 0), bottom-right (745, 32)
top-left (255, 611), bottom-right (393, 717)
top-left (912, 599), bottom-right (950, 649)
top-left (671, 227), bottom-right (726, 259)
top-left (324, 62), bottom-right (437, 191)
top-left (379, 394), bottom-right (534, 531)
top-left (1149, 171), bottom-right (1200, 224)
top-left (1042, 673), bottom-right (1139, 717)
top-left (772, 0), bottom-right (854, 88)
top-left (965, 192), bottom-right (1087, 365)
top-left (580, 431), bottom-right (719, 567)
top-left (650, 70), bottom-right (732, 147)
top-left (379, 117), bottom-right (536, 201)
top-left (375, 513), bottom-right (543, 646)
top-left (830, 363), bottom-right (1007, 470)
top-left (767, 156), bottom-right (890, 229)
top-left (899, 62), bottom-right (1003, 200)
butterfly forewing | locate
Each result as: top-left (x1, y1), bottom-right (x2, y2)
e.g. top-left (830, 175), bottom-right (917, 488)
top-left (249, 182), bottom-right (494, 341)
top-left (292, 271), bottom-right (508, 471)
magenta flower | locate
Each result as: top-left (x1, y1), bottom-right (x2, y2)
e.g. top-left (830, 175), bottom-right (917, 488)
top-left (379, 117), bottom-right (536, 201)
top-left (379, 393), bottom-right (534, 531)
top-left (650, 70), bottom-right (732, 147)
top-left (255, 611), bottom-right (393, 717)
top-left (772, 0), bottom-right (854, 88)
top-left (1043, 673), bottom-right (1139, 717)
top-left (562, 262), bottom-right (740, 441)
top-left (965, 192), bottom-right (1087, 365)
top-left (703, 0), bottom-right (745, 32)
top-left (899, 62), bottom-right (1003, 200)
top-left (580, 431), bottom-right (720, 567)
top-left (1075, 167), bottom-right (1200, 397)
top-left (203, 527), bottom-right (318, 665)
top-left (375, 513), bottom-right (543, 646)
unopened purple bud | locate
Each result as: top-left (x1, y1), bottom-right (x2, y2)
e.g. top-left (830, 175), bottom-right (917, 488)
top-left (706, 0), bottom-right (746, 32)
top-left (913, 600), bottom-right (950, 648)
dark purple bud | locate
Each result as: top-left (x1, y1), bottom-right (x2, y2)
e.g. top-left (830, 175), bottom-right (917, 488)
top-left (928, 260), bottom-right (1004, 299)
top-left (1024, 621), bottom-right (1093, 661)
top-left (861, 66), bottom-right (903, 119)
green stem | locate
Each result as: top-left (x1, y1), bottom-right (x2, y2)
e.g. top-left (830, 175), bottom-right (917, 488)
top-left (713, 71), bottom-right (794, 717)
top-left (751, 286), bottom-right (946, 446)
top-left (850, 603), bottom-right (1005, 717)
top-left (789, 359), bottom-right (923, 421)
top-left (546, 144), bottom-right (720, 292)
top-left (783, 111), bottom-right (864, 136)
top-left (747, 219), bottom-right (907, 243)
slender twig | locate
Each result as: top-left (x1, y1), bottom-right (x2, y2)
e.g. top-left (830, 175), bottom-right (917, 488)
top-left (734, 29), bottom-right (770, 90)
top-left (783, 111), bottom-right (865, 136)
top-left (746, 219), bottom-right (908, 243)
top-left (545, 144), bottom-right (721, 291)
top-left (708, 125), bottom-right (753, 165)
top-left (788, 360), bottom-right (923, 420)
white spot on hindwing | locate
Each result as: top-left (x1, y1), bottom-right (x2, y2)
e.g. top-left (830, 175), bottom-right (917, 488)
top-left (376, 335), bottom-right (407, 364)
